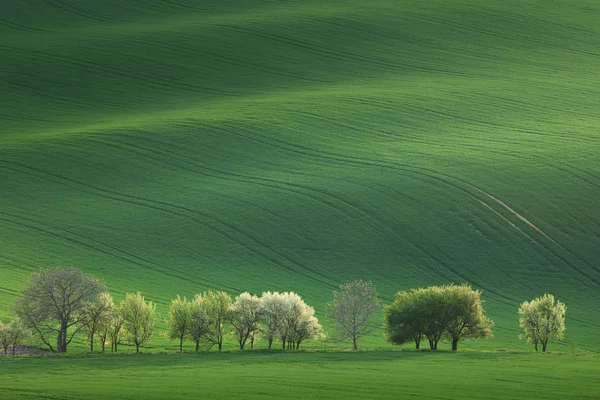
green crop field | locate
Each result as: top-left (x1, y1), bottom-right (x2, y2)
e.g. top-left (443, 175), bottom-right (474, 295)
top-left (1, 352), bottom-right (599, 399)
top-left (1, 0), bottom-right (600, 396)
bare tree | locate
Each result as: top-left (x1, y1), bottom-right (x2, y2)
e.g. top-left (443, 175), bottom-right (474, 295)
top-left (14, 267), bottom-right (105, 352)
top-left (327, 280), bottom-right (381, 350)
top-left (81, 292), bottom-right (114, 352)
top-left (121, 292), bottom-right (156, 353)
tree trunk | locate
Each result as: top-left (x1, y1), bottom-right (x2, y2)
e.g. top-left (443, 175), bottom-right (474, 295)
top-left (136, 343), bottom-right (140, 353)
top-left (542, 342), bottom-right (547, 352)
top-left (534, 343), bottom-right (538, 352)
top-left (195, 341), bottom-right (199, 352)
top-left (353, 337), bottom-right (358, 351)
top-left (179, 337), bottom-right (183, 353)
top-left (12, 346), bottom-right (16, 356)
top-left (90, 332), bottom-right (95, 352)
top-left (452, 339), bottom-right (458, 351)
top-left (268, 339), bottom-right (272, 350)
top-left (218, 341), bottom-right (222, 352)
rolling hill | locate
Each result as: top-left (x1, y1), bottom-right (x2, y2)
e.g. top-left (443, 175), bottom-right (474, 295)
top-left (1, 0), bottom-right (599, 351)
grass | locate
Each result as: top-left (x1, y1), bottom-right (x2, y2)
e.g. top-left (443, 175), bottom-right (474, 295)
top-left (1, 0), bottom-right (599, 358)
top-left (1, 351), bottom-right (599, 399)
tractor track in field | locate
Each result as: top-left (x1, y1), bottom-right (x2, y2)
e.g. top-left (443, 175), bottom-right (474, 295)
top-left (0, 159), bottom-right (338, 291)
top-left (201, 123), bottom-right (600, 288)
top-left (0, 210), bottom-right (242, 293)
top-left (90, 127), bottom-right (552, 306)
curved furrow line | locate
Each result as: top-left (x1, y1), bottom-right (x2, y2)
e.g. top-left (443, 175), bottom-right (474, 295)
top-left (224, 25), bottom-right (472, 77)
top-left (210, 126), bottom-right (528, 303)
top-left (405, 103), bottom-right (594, 144)
top-left (0, 257), bottom-right (37, 274)
top-left (0, 287), bottom-right (20, 295)
top-left (77, 137), bottom-right (367, 288)
top-left (0, 211), bottom-right (241, 293)
top-left (127, 36), bottom-right (331, 85)
top-left (0, 45), bottom-right (238, 98)
top-left (368, 181), bottom-right (539, 300)
top-left (0, 80), bottom-right (124, 111)
top-left (0, 160), bottom-right (337, 289)
top-left (0, 112), bottom-right (59, 123)
top-left (40, 0), bottom-right (108, 23)
top-left (213, 124), bottom-right (600, 287)
top-left (0, 18), bottom-right (47, 33)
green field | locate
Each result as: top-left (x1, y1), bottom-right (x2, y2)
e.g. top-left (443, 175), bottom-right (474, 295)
top-left (1, 0), bottom-right (600, 367)
top-left (0, 352), bottom-right (598, 399)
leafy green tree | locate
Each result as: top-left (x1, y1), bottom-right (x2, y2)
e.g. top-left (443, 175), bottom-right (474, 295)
top-left (167, 296), bottom-right (191, 352)
top-left (519, 293), bottom-right (566, 352)
top-left (81, 292), bottom-right (114, 352)
top-left (443, 284), bottom-right (493, 351)
top-left (383, 290), bottom-right (425, 349)
top-left (327, 280), bottom-right (381, 350)
top-left (418, 286), bottom-right (450, 350)
top-left (14, 267), bottom-right (105, 352)
top-left (229, 292), bottom-right (261, 350)
top-left (121, 292), bottom-right (156, 353)
top-left (109, 307), bottom-right (124, 352)
top-left (188, 294), bottom-right (211, 352)
top-left (0, 317), bottom-right (31, 356)
top-left (202, 291), bottom-right (232, 351)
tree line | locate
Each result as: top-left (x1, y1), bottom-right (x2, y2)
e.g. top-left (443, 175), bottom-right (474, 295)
top-left (0, 267), bottom-right (567, 355)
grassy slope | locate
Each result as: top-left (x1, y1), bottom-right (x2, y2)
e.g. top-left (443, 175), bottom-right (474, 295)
top-left (1, 0), bottom-right (600, 351)
top-left (1, 352), bottom-right (599, 399)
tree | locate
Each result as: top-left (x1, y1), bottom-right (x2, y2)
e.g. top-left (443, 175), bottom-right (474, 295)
top-left (278, 292), bottom-right (323, 350)
top-left (14, 267), bottom-right (106, 352)
top-left (81, 292), bottom-right (114, 352)
top-left (443, 284), bottom-right (493, 351)
top-left (327, 280), bottom-right (381, 350)
top-left (519, 293), bottom-right (566, 352)
top-left (120, 292), bottom-right (156, 353)
top-left (293, 307), bottom-right (324, 349)
top-left (167, 296), bottom-right (191, 352)
top-left (418, 286), bottom-right (450, 350)
top-left (109, 307), bottom-right (124, 352)
top-left (383, 290), bottom-right (425, 350)
top-left (201, 291), bottom-right (232, 352)
top-left (188, 294), bottom-right (211, 352)
top-left (0, 317), bottom-right (31, 356)
top-left (229, 292), bottom-right (261, 350)
top-left (259, 291), bottom-right (288, 350)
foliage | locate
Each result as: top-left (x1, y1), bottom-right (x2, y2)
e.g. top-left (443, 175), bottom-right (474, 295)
top-left (258, 291), bottom-right (288, 350)
top-left (278, 292), bottom-right (324, 350)
top-left (120, 292), bottom-right (156, 353)
top-left (187, 294), bottom-right (211, 352)
top-left (166, 296), bottom-right (191, 352)
top-left (81, 292), bottom-right (114, 352)
top-left (384, 284), bottom-right (492, 350)
top-left (518, 293), bottom-right (566, 352)
top-left (229, 292), bottom-right (261, 350)
top-left (327, 280), bottom-right (381, 350)
top-left (200, 291), bottom-right (232, 352)
top-left (0, 317), bottom-right (31, 356)
top-left (14, 268), bottom-right (106, 352)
